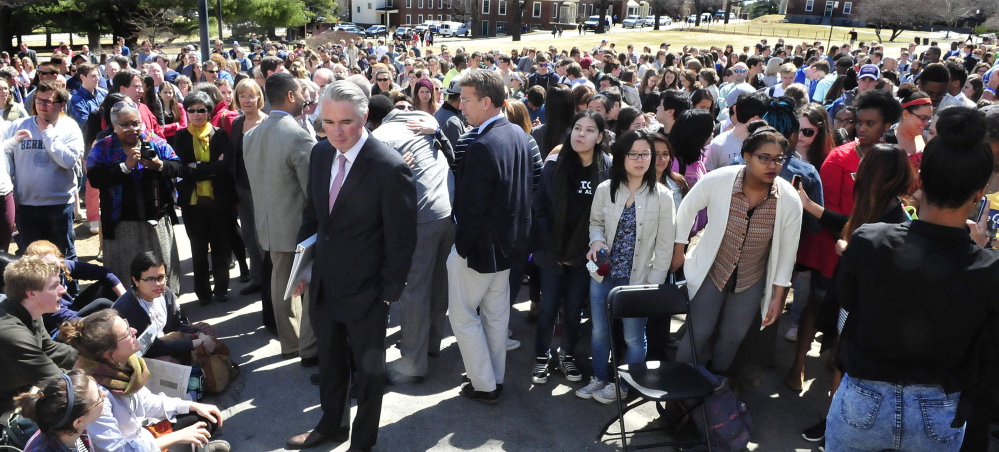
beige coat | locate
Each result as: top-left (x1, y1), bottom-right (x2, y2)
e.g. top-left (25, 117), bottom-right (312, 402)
top-left (242, 112), bottom-right (317, 252)
top-left (588, 180), bottom-right (676, 285)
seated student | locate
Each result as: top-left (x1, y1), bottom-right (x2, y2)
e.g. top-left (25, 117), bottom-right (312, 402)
top-left (111, 251), bottom-right (217, 362)
top-left (59, 310), bottom-right (229, 452)
top-left (23, 240), bottom-right (123, 334)
top-left (13, 370), bottom-right (104, 452)
top-left (0, 256), bottom-right (78, 413)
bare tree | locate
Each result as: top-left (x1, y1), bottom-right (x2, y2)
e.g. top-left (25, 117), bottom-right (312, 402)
top-left (930, 0), bottom-right (980, 38)
top-left (856, 0), bottom-right (929, 42)
top-left (649, 0), bottom-right (682, 30)
top-left (448, 0), bottom-right (477, 36)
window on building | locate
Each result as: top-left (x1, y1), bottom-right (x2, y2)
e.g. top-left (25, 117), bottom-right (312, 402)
top-left (367, 2), bottom-right (372, 8)
top-left (406, 14), bottom-right (412, 23)
top-left (552, 4), bottom-right (557, 18)
top-left (482, 0), bottom-right (490, 14)
top-left (842, 1), bottom-right (852, 14)
top-left (357, 6), bottom-right (360, 12)
top-left (447, 14), bottom-right (452, 20)
top-left (407, 0), bottom-right (412, 7)
top-left (482, 20), bottom-right (489, 36)
top-left (805, 0), bottom-right (813, 11)
top-left (499, 0), bottom-right (506, 15)
top-left (533, 2), bottom-right (541, 17)
top-left (418, 14), bottom-right (424, 22)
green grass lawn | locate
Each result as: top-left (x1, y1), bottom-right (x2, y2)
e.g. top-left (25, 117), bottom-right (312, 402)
top-left (458, 15), bottom-right (931, 56)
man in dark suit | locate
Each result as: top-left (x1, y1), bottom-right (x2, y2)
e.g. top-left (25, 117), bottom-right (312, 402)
top-left (286, 81), bottom-right (417, 452)
top-left (448, 69), bottom-right (534, 403)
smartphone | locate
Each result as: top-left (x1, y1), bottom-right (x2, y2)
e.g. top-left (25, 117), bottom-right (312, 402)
top-left (970, 196), bottom-right (989, 222)
top-left (791, 175), bottom-right (802, 189)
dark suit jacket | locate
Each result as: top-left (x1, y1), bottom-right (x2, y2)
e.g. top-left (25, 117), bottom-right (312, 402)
top-left (453, 117), bottom-right (534, 274)
top-left (297, 135), bottom-right (417, 323)
top-left (173, 126), bottom-right (236, 208)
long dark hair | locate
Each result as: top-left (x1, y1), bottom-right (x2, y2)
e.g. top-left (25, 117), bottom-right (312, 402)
top-left (842, 144), bottom-right (913, 241)
top-left (652, 132), bottom-right (689, 195)
top-left (668, 109), bottom-right (714, 168)
top-left (609, 130), bottom-right (658, 203)
top-left (556, 110), bottom-right (608, 179)
top-left (799, 102), bottom-right (834, 167)
top-left (541, 84), bottom-right (575, 156)
top-left (613, 107), bottom-right (643, 138)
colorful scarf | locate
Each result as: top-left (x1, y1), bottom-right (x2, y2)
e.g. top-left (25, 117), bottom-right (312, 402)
top-left (187, 122), bottom-right (214, 204)
top-left (78, 354), bottom-right (150, 396)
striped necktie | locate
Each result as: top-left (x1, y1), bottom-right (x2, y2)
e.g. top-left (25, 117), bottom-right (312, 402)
top-left (450, 126), bottom-right (479, 173)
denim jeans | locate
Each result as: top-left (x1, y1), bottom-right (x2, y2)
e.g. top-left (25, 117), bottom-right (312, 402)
top-left (588, 277), bottom-right (648, 382)
top-left (534, 265), bottom-right (589, 357)
top-left (826, 373), bottom-right (965, 452)
top-left (16, 203), bottom-right (77, 262)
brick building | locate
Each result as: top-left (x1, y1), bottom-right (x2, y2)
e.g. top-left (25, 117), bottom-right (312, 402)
top-left (783, 0), bottom-right (866, 26)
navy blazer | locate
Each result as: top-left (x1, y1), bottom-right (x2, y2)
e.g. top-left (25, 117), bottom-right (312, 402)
top-left (297, 136), bottom-right (417, 323)
top-left (453, 117), bottom-right (534, 273)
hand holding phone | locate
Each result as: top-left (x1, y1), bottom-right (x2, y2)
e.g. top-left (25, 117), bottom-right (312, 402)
top-left (970, 196), bottom-right (988, 222)
top-left (791, 174), bottom-right (802, 189)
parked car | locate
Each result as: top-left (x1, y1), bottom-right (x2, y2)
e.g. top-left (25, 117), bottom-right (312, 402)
top-left (414, 25), bottom-right (429, 36)
top-left (364, 25), bottom-right (388, 37)
top-left (423, 21), bottom-right (442, 34)
top-left (337, 25), bottom-right (363, 34)
top-left (659, 16), bottom-right (672, 26)
top-left (622, 15), bottom-right (643, 28)
top-left (583, 15), bottom-right (611, 30)
top-left (644, 16), bottom-right (656, 27)
top-left (395, 26), bottom-right (413, 40)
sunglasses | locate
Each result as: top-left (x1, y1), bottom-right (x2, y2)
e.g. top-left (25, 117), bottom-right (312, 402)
top-left (377, 78), bottom-right (390, 82)
top-left (733, 69), bottom-right (747, 73)
top-left (186, 108), bottom-right (209, 114)
top-left (800, 128), bottom-right (815, 138)
top-left (205, 69), bottom-right (218, 73)
top-left (37, 70), bottom-right (57, 76)
top-left (395, 105), bottom-right (415, 111)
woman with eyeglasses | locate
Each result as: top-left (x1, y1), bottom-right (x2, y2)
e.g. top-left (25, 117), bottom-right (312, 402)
top-left (576, 129), bottom-right (676, 403)
top-left (531, 111), bottom-right (611, 387)
top-left (174, 75), bottom-right (193, 98)
top-left (86, 101), bottom-right (183, 296)
top-left (672, 121), bottom-right (802, 382)
top-left (885, 90), bottom-right (933, 169)
top-left (112, 251), bottom-right (216, 359)
top-left (59, 309), bottom-right (229, 452)
top-left (172, 91), bottom-right (235, 305)
top-left (13, 370), bottom-right (104, 452)
top-left (832, 105), bottom-right (857, 146)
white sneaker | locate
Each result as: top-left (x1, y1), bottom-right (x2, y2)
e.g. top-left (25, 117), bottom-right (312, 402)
top-left (506, 338), bottom-right (521, 351)
top-left (575, 377), bottom-right (606, 399)
top-left (593, 382), bottom-right (628, 404)
top-left (89, 221), bottom-right (100, 234)
top-left (785, 326), bottom-right (798, 342)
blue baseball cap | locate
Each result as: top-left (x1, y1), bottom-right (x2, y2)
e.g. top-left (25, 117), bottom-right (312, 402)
top-left (858, 64), bottom-right (880, 80)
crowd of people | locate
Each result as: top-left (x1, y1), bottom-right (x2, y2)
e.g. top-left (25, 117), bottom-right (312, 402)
top-left (1, 28), bottom-right (999, 452)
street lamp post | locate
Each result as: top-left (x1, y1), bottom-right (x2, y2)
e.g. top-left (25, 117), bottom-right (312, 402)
top-left (826, 1), bottom-right (839, 49)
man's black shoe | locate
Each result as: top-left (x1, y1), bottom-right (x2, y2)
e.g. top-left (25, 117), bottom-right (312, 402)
top-left (239, 284), bottom-right (261, 295)
top-left (461, 373), bottom-right (503, 392)
top-left (300, 356), bottom-right (319, 367)
top-left (460, 383), bottom-right (500, 404)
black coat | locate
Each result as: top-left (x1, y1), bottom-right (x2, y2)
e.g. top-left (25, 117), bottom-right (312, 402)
top-left (297, 136), bottom-right (417, 323)
top-left (173, 126), bottom-right (236, 209)
top-left (453, 117), bottom-right (534, 273)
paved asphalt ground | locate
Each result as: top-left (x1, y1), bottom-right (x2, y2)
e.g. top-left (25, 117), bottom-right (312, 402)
top-left (156, 220), bottom-right (998, 452)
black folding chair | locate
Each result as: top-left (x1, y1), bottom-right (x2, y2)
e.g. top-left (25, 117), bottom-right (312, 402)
top-left (597, 280), bottom-right (715, 451)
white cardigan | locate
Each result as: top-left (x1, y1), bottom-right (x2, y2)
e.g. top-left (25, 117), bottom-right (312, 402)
top-left (674, 165), bottom-right (802, 322)
top-left (588, 180), bottom-right (676, 285)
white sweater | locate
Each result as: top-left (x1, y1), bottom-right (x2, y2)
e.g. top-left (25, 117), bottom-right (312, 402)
top-left (674, 165), bottom-right (802, 322)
